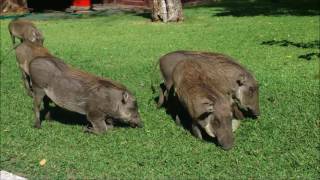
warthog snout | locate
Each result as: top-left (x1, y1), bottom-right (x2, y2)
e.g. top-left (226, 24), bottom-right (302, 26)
top-left (217, 131), bottom-right (234, 151)
top-left (137, 122), bottom-right (144, 128)
top-left (129, 115), bottom-right (143, 128)
top-left (252, 110), bottom-right (260, 119)
top-left (130, 121), bottom-right (143, 128)
top-left (248, 106), bottom-right (260, 119)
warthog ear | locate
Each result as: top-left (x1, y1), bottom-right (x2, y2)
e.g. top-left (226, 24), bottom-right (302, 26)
top-left (122, 91), bottom-right (129, 104)
top-left (29, 36), bottom-right (36, 42)
top-left (30, 30), bottom-right (37, 42)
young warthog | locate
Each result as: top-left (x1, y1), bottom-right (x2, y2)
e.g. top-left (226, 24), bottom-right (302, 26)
top-left (172, 60), bottom-right (237, 150)
top-left (29, 57), bottom-right (142, 134)
top-left (15, 41), bottom-right (52, 96)
top-left (8, 19), bottom-right (44, 45)
top-left (157, 50), bottom-right (260, 119)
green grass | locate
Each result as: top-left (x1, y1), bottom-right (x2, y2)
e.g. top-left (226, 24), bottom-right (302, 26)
top-left (1, 5), bottom-right (319, 179)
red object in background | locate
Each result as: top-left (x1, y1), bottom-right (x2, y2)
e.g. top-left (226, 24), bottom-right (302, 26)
top-left (73, 0), bottom-right (91, 7)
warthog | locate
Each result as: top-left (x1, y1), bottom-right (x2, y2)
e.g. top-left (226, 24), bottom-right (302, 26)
top-left (29, 57), bottom-right (142, 134)
top-left (172, 60), bottom-right (238, 150)
top-left (15, 41), bottom-right (52, 96)
top-left (157, 50), bottom-right (260, 119)
top-left (8, 19), bottom-right (44, 45)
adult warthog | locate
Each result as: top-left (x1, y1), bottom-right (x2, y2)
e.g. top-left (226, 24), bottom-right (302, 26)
top-left (157, 50), bottom-right (260, 119)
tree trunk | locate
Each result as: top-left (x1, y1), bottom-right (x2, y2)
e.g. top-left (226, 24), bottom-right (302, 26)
top-left (151, 0), bottom-right (183, 22)
top-left (0, 0), bottom-right (28, 15)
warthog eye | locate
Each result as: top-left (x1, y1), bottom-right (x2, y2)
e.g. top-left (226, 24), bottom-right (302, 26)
top-left (198, 112), bottom-right (211, 120)
top-left (248, 87), bottom-right (255, 97)
top-left (212, 119), bottom-right (221, 128)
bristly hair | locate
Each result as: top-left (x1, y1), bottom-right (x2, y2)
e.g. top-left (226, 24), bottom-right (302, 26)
top-left (47, 57), bottom-right (69, 72)
top-left (55, 61), bottom-right (128, 92)
top-left (183, 51), bottom-right (250, 77)
top-left (174, 60), bottom-right (222, 106)
top-left (97, 79), bottom-right (127, 91)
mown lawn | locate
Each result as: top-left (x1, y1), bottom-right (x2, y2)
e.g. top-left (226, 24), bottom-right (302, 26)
top-left (0, 4), bottom-right (319, 179)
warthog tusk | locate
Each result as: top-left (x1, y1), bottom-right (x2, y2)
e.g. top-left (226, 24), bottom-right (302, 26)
top-left (232, 119), bottom-right (241, 132)
top-left (204, 123), bottom-right (215, 138)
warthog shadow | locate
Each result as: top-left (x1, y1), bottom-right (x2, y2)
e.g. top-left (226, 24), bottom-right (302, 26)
top-left (261, 40), bottom-right (320, 61)
top-left (39, 96), bottom-right (88, 126)
top-left (39, 96), bottom-right (133, 128)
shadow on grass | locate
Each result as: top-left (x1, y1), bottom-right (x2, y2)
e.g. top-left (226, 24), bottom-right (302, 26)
top-left (261, 40), bottom-right (320, 49)
top-left (298, 53), bottom-right (320, 61)
top-left (39, 97), bottom-right (135, 128)
top-left (261, 39), bottom-right (320, 61)
top-left (40, 102), bottom-right (89, 126)
top-left (132, 12), bottom-right (151, 19)
top-left (187, 0), bottom-right (320, 17)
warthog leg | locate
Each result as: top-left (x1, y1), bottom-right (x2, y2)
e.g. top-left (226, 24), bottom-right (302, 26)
top-left (32, 87), bottom-right (45, 128)
top-left (20, 70), bottom-right (33, 97)
top-left (157, 87), bottom-right (165, 108)
top-left (105, 118), bottom-right (114, 129)
top-left (233, 105), bottom-right (244, 120)
top-left (191, 123), bottom-right (203, 140)
top-left (86, 111), bottom-right (108, 134)
top-left (175, 115), bottom-right (182, 126)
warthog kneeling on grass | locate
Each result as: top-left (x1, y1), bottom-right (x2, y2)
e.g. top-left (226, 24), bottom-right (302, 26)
top-left (158, 50), bottom-right (260, 119)
top-left (172, 60), bottom-right (238, 150)
top-left (29, 57), bottom-right (142, 134)
top-left (15, 41), bottom-right (52, 96)
top-left (8, 19), bottom-right (44, 45)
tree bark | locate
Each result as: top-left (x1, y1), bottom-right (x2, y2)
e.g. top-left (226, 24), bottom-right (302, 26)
top-left (151, 0), bottom-right (183, 22)
top-left (0, 0), bottom-right (28, 14)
